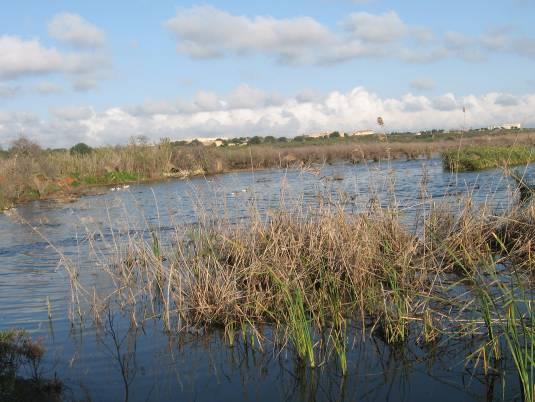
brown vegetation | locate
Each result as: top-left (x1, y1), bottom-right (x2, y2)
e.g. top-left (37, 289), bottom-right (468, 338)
top-left (7, 170), bottom-right (534, 396)
top-left (1, 131), bottom-right (535, 210)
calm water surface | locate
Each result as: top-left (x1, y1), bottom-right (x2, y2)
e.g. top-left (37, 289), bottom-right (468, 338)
top-left (0, 158), bottom-right (532, 401)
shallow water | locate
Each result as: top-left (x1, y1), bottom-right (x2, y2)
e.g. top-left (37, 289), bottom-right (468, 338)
top-left (0, 157), bottom-right (532, 401)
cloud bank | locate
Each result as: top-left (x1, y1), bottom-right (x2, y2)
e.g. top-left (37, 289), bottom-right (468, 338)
top-left (1, 87), bottom-right (533, 148)
top-left (0, 13), bottom-right (109, 90)
top-left (164, 6), bottom-right (535, 65)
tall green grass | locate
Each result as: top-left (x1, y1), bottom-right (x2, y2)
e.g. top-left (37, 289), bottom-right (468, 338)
top-left (443, 145), bottom-right (535, 172)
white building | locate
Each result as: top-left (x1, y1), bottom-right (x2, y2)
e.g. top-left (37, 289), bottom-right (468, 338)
top-left (487, 123), bottom-right (522, 130)
top-left (347, 130), bottom-right (375, 136)
top-left (306, 132), bottom-right (330, 138)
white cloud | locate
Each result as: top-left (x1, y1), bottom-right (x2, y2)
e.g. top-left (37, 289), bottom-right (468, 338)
top-left (164, 6), bottom-right (332, 64)
top-left (399, 47), bottom-right (448, 63)
top-left (227, 84), bottom-right (283, 108)
top-left (0, 36), bottom-right (63, 79)
top-left (1, 87), bottom-right (534, 148)
top-left (410, 27), bottom-right (435, 43)
top-left (343, 11), bottom-right (408, 43)
top-left (194, 90), bottom-right (224, 111)
top-left (164, 6), bottom-right (535, 66)
top-left (401, 94), bottom-right (431, 112)
top-left (0, 35), bottom-right (110, 89)
top-left (48, 13), bottom-right (106, 48)
top-left (481, 28), bottom-right (511, 51)
top-left (494, 94), bottom-right (519, 106)
top-left (432, 93), bottom-right (459, 111)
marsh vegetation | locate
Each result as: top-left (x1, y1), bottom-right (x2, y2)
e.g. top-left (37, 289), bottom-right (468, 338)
top-left (0, 330), bottom-right (62, 402)
top-left (7, 164), bottom-right (532, 400)
top-left (1, 145), bottom-right (534, 401)
top-left (1, 130), bottom-right (534, 210)
top-left (443, 145), bottom-right (535, 172)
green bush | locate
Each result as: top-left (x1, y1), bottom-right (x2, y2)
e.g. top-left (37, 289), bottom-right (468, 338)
top-left (443, 146), bottom-right (535, 171)
top-left (70, 143), bottom-right (93, 156)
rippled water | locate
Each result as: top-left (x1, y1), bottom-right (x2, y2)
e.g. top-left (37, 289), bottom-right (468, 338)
top-left (0, 158), bottom-right (532, 401)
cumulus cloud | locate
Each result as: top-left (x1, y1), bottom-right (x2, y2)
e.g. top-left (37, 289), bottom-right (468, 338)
top-left (165, 7), bottom-right (407, 64)
top-left (227, 84), bottom-right (283, 108)
top-left (432, 93), bottom-right (459, 111)
top-left (0, 36), bottom-right (63, 79)
top-left (1, 87), bottom-right (534, 149)
top-left (494, 94), bottom-right (519, 106)
top-left (164, 6), bottom-right (332, 64)
top-left (0, 35), bottom-right (110, 88)
top-left (164, 6), bottom-right (535, 65)
top-left (400, 94), bottom-right (430, 112)
top-left (48, 13), bottom-right (106, 48)
top-left (0, 13), bottom-right (109, 91)
top-left (343, 11), bottom-right (407, 43)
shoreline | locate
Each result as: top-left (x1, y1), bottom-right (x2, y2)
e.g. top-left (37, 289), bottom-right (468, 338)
top-left (2, 130), bottom-right (534, 211)
top-left (0, 153), bottom-right (434, 211)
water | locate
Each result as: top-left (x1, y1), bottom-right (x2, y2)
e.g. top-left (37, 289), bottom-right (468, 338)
top-left (0, 158), bottom-right (532, 401)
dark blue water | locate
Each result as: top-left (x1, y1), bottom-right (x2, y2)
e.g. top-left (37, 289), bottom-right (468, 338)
top-left (0, 158), bottom-right (531, 401)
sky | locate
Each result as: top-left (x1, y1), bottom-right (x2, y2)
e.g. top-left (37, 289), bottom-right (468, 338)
top-left (1, 0), bottom-right (535, 148)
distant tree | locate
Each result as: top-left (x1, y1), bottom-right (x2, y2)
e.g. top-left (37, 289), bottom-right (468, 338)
top-left (248, 136), bottom-right (263, 145)
top-left (136, 135), bottom-right (149, 145)
top-left (293, 135), bottom-right (306, 142)
top-left (9, 136), bottom-right (42, 157)
top-left (188, 139), bottom-right (202, 146)
top-left (329, 131), bottom-right (341, 138)
top-left (277, 137), bottom-right (288, 142)
top-left (129, 135), bottom-right (149, 146)
top-left (70, 142), bottom-right (93, 156)
top-left (264, 136), bottom-right (276, 143)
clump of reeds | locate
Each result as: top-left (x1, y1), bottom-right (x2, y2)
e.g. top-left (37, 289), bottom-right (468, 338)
top-left (443, 145), bottom-right (535, 172)
top-left (33, 171), bottom-right (533, 397)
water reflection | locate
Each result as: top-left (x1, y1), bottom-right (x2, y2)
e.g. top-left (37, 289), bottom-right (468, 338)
top-left (0, 158), bottom-right (532, 401)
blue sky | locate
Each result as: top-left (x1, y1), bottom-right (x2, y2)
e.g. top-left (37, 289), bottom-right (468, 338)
top-left (1, 0), bottom-right (535, 147)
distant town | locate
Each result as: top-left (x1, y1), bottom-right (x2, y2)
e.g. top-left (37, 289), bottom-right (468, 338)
top-left (173, 122), bottom-right (524, 147)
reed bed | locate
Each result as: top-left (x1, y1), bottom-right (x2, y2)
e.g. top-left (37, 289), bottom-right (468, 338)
top-left (27, 176), bottom-right (529, 399)
top-left (1, 130), bottom-right (534, 210)
top-left (443, 145), bottom-right (535, 172)
top-left (4, 154), bottom-right (534, 399)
